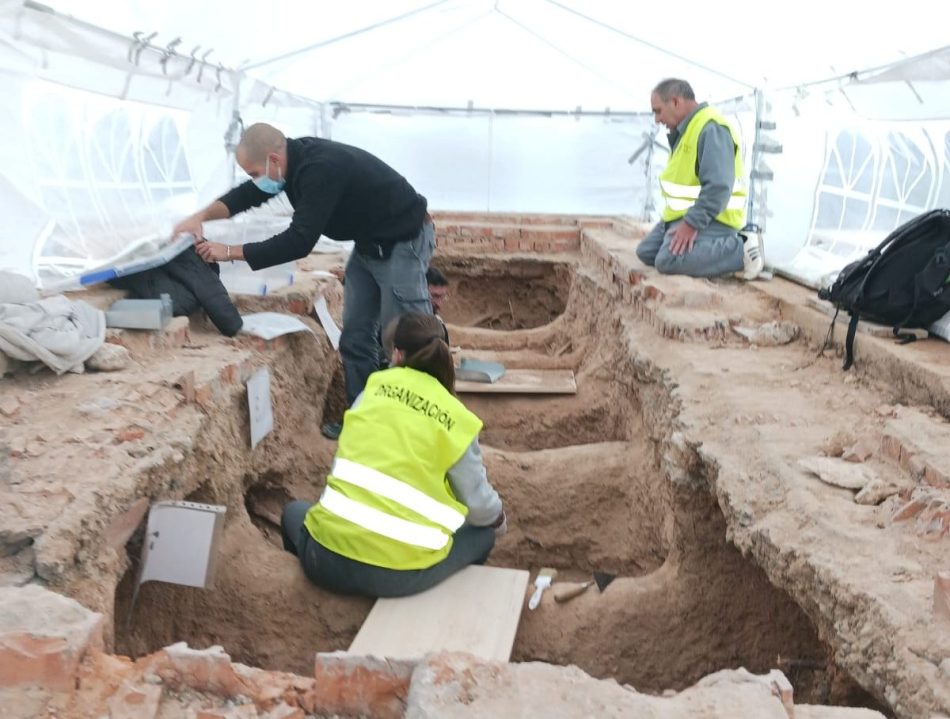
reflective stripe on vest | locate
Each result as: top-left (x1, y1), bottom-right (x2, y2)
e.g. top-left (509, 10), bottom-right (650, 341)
top-left (664, 194), bottom-right (747, 212)
top-left (659, 105), bottom-right (747, 229)
top-left (331, 457), bottom-right (466, 533)
top-left (319, 486), bottom-right (451, 551)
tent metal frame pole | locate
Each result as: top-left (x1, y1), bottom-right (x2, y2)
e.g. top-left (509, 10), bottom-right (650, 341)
top-left (329, 101), bottom-right (649, 118)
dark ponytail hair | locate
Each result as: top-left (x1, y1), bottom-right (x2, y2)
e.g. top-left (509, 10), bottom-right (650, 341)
top-left (389, 313), bottom-right (455, 393)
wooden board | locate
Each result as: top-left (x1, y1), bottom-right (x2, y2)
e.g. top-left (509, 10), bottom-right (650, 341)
top-left (456, 368), bottom-right (577, 394)
top-left (348, 565), bottom-right (530, 662)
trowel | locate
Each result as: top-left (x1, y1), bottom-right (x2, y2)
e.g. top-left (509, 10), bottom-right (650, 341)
top-left (554, 571), bottom-right (616, 603)
top-left (456, 358), bottom-right (506, 383)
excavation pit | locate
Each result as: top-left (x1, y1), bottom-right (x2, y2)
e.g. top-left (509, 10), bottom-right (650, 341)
top-left (104, 254), bottom-right (890, 715)
top-left (435, 256), bottom-right (571, 330)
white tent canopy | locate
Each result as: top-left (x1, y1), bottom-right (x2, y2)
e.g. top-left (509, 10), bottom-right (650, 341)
top-left (1, 0), bottom-right (949, 288)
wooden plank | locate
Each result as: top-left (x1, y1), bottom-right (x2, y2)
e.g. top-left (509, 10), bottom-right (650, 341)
top-left (348, 565), bottom-right (530, 662)
top-left (456, 368), bottom-right (576, 394)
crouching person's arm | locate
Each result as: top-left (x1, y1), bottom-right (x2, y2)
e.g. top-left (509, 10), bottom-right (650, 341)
top-left (447, 437), bottom-right (505, 533)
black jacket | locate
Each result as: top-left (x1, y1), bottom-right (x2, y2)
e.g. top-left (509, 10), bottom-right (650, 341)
top-left (109, 247), bottom-right (243, 337)
top-left (218, 137), bottom-right (427, 269)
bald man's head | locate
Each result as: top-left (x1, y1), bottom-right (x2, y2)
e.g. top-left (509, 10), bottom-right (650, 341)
top-left (236, 123), bottom-right (288, 181)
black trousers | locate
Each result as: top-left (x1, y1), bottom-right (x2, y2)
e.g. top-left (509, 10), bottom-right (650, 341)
top-left (280, 500), bottom-right (495, 598)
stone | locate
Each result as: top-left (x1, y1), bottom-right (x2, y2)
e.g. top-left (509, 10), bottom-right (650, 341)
top-left (732, 321), bottom-right (800, 346)
top-left (176, 370), bottom-right (196, 404)
top-left (0, 585), bottom-right (104, 690)
top-left (854, 479), bottom-right (898, 506)
top-left (798, 457), bottom-right (873, 490)
top-left (0, 545), bottom-right (35, 587)
top-left (197, 706), bottom-right (259, 719)
top-left (261, 704), bottom-right (304, 719)
top-left (107, 681), bottom-right (162, 719)
top-left (85, 343), bottom-right (132, 372)
top-left (821, 431), bottom-right (853, 458)
top-left (842, 436), bottom-right (876, 463)
top-left (0, 395), bottom-right (19, 417)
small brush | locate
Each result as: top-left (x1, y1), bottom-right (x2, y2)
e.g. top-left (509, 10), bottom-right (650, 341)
top-left (527, 567), bottom-right (558, 610)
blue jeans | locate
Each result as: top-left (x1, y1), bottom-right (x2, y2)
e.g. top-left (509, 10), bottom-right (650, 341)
top-left (340, 222), bottom-right (436, 406)
top-left (281, 500), bottom-right (496, 598)
top-left (636, 219), bottom-right (743, 277)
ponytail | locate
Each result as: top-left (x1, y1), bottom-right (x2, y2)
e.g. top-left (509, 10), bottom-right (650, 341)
top-left (390, 313), bottom-right (455, 393)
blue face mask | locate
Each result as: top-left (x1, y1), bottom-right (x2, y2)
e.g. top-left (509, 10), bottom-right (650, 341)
top-left (254, 156), bottom-right (285, 194)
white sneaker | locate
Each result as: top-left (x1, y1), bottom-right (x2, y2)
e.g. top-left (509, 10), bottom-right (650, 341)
top-left (736, 232), bottom-right (764, 280)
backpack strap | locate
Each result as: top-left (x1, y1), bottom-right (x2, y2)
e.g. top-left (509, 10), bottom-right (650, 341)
top-left (842, 312), bottom-right (860, 371)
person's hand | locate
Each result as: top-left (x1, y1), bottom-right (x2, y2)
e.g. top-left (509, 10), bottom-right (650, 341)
top-left (172, 215), bottom-right (205, 243)
top-left (668, 221), bottom-right (698, 256)
top-left (195, 240), bottom-right (229, 264)
top-left (492, 510), bottom-right (507, 537)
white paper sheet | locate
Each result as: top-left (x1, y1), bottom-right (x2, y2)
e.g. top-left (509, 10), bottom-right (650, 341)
top-left (239, 312), bottom-right (314, 341)
top-left (314, 295), bottom-right (341, 350)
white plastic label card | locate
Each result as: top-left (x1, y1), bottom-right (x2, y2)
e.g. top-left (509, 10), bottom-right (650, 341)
top-left (138, 501), bottom-right (226, 589)
top-left (314, 295), bottom-right (341, 350)
top-left (247, 368), bottom-right (274, 449)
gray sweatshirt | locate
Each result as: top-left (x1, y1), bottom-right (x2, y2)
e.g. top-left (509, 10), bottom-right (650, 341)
top-left (667, 102), bottom-right (737, 232)
top-left (349, 392), bottom-right (503, 527)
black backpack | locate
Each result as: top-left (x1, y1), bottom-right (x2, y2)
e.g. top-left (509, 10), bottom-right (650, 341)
top-left (817, 208), bottom-right (950, 370)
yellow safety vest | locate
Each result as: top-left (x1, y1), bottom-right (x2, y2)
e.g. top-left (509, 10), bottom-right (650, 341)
top-left (659, 105), bottom-right (747, 230)
top-left (305, 366), bottom-right (483, 570)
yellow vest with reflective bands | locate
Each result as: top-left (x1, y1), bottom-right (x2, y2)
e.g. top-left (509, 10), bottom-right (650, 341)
top-left (305, 366), bottom-right (482, 570)
top-left (659, 105), bottom-right (747, 230)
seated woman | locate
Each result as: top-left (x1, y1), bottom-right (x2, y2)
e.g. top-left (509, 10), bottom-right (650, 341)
top-left (280, 312), bottom-right (506, 598)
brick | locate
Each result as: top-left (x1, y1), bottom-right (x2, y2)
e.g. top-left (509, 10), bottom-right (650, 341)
top-left (767, 669), bottom-right (794, 716)
top-left (923, 464), bottom-right (950, 489)
top-left (0, 585), bottom-right (104, 690)
top-left (105, 498), bottom-right (150, 551)
top-left (115, 427), bottom-right (146, 443)
top-left (934, 571), bottom-right (950, 624)
top-left (150, 643), bottom-right (254, 697)
top-left (892, 498), bottom-right (928, 522)
top-left (312, 652), bottom-right (415, 719)
top-left (107, 681), bottom-right (162, 719)
top-left (843, 436), bottom-right (877, 463)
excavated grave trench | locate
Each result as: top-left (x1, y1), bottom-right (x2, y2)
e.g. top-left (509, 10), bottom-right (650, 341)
top-left (111, 256), bottom-right (889, 714)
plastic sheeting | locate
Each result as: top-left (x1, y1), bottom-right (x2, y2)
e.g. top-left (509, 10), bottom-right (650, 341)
top-left (1, 0), bottom-right (950, 292)
top-left (331, 111), bottom-right (653, 215)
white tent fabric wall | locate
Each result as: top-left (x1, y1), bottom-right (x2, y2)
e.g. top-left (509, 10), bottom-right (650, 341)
top-left (1, 0), bottom-right (950, 291)
top-left (330, 110), bottom-right (654, 215)
top-left (763, 66), bottom-right (950, 287)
